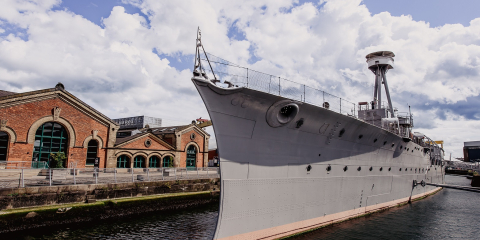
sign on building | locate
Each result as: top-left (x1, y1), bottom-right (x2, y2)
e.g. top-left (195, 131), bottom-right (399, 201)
top-left (112, 116), bottom-right (162, 129)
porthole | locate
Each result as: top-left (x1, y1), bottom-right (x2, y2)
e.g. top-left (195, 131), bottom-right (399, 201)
top-left (379, 167), bottom-right (383, 171)
top-left (278, 104), bottom-right (299, 124)
top-left (295, 118), bottom-right (304, 128)
top-left (407, 148), bottom-right (409, 151)
top-left (358, 134), bottom-right (363, 139)
top-left (392, 143), bottom-right (395, 147)
top-left (343, 166), bottom-right (348, 172)
top-left (400, 146), bottom-right (403, 149)
top-left (326, 165), bottom-right (332, 171)
top-left (357, 167), bottom-right (361, 171)
top-left (266, 100), bottom-right (300, 127)
top-left (338, 128), bottom-right (345, 137)
top-left (383, 141), bottom-right (387, 145)
top-left (410, 168), bottom-right (412, 171)
top-left (369, 166), bottom-right (373, 171)
top-left (374, 138), bottom-right (377, 143)
top-left (405, 168), bottom-right (408, 171)
top-left (412, 150), bottom-right (414, 153)
top-left (415, 168), bottom-right (417, 173)
top-left (399, 168), bottom-right (402, 171)
top-left (318, 154), bottom-right (321, 156)
top-left (306, 165), bottom-right (312, 172)
top-left (388, 167), bottom-right (391, 171)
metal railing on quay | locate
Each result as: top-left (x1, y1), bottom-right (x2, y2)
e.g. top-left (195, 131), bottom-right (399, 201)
top-left (0, 167), bottom-right (220, 189)
top-left (0, 161), bottom-right (37, 169)
top-left (201, 53), bottom-right (357, 118)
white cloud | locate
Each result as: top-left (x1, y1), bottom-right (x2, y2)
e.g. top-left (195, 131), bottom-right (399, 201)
top-left (0, 0), bottom-right (479, 155)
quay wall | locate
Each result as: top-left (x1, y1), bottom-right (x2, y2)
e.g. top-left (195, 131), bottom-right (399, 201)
top-left (0, 191), bottom-right (220, 233)
top-left (0, 178), bottom-right (220, 210)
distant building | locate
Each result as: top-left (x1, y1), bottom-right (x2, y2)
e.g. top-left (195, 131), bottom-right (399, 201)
top-left (463, 141), bottom-right (480, 162)
top-left (0, 83), bottom-right (209, 169)
top-left (113, 116), bottom-right (162, 138)
top-left (113, 115), bottom-right (162, 129)
top-left (208, 148), bottom-right (219, 167)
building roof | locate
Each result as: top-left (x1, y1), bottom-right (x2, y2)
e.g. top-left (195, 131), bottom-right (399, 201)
top-left (114, 131), bottom-right (175, 150)
top-left (0, 83), bottom-right (118, 127)
top-left (464, 141), bottom-right (480, 147)
top-left (149, 125), bottom-right (192, 134)
top-left (0, 90), bottom-right (16, 97)
top-left (115, 132), bottom-right (148, 145)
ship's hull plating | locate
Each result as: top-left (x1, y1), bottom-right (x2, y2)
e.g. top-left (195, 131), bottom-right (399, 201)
top-left (192, 78), bottom-right (444, 239)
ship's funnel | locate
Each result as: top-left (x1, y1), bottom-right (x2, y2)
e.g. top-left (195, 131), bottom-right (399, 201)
top-left (366, 51), bottom-right (395, 117)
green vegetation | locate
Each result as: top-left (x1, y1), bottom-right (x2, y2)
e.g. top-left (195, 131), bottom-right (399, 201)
top-left (50, 152), bottom-right (67, 168)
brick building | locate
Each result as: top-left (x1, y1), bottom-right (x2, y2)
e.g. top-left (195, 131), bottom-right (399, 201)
top-left (0, 83), bottom-right (209, 169)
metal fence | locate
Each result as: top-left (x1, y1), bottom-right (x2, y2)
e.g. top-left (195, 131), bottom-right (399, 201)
top-left (201, 52), bottom-right (357, 117)
top-left (0, 167), bottom-right (220, 189)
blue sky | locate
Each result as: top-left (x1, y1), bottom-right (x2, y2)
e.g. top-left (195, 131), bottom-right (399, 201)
top-left (58, 0), bottom-right (480, 29)
top-left (53, 0), bottom-right (480, 71)
top-left (1, 0), bottom-right (479, 157)
top-left (364, 0), bottom-right (480, 27)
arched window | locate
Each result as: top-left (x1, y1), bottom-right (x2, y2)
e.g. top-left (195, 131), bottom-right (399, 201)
top-left (0, 131), bottom-right (9, 161)
top-left (32, 122), bottom-right (68, 167)
top-left (163, 156), bottom-right (173, 168)
top-left (133, 155), bottom-right (145, 168)
top-left (186, 145), bottom-right (197, 169)
top-left (86, 140), bottom-right (99, 166)
top-left (117, 155), bottom-right (129, 168)
top-left (149, 156), bottom-right (160, 168)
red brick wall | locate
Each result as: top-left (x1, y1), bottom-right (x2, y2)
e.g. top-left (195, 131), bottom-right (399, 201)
top-left (121, 136), bottom-right (170, 150)
top-left (179, 129), bottom-right (205, 168)
top-left (0, 97), bottom-right (110, 168)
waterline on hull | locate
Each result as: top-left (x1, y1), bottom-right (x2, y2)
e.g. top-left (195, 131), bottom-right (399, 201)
top-left (218, 187), bottom-right (442, 240)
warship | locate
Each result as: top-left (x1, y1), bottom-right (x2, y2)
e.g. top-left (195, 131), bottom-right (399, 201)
top-left (191, 29), bottom-right (445, 239)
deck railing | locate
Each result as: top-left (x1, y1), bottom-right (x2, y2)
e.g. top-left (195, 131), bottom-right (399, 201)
top-left (201, 52), bottom-right (357, 117)
top-left (0, 167), bottom-right (220, 189)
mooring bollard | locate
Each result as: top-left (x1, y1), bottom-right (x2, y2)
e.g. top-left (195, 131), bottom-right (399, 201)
top-left (114, 168), bottom-right (117, 183)
top-left (131, 168), bottom-right (134, 182)
top-left (49, 168), bottom-right (52, 186)
top-left (73, 167), bottom-right (76, 185)
top-left (21, 169), bottom-right (24, 188)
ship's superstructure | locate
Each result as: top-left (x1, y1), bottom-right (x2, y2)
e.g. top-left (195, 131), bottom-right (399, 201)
top-left (192, 29), bottom-right (444, 239)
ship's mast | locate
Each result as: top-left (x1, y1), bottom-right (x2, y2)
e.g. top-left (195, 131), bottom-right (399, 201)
top-left (193, 27), bottom-right (217, 80)
top-left (366, 51), bottom-right (395, 117)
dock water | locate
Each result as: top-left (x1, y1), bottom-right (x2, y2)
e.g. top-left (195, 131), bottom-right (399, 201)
top-left (3, 175), bottom-right (479, 239)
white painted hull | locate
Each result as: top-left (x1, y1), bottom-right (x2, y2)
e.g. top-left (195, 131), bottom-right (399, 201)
top-left (192, 77), bottom-right (444, 239)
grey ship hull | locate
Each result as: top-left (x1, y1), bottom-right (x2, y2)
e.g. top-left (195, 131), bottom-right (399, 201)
top-left (192, 77), bottom-right (444, 239)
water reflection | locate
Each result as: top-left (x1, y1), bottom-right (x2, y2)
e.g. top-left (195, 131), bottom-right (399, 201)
top-left (290, 175), bottom-right (480, 239)
top-left (5, 203), bottom-right (218, 240)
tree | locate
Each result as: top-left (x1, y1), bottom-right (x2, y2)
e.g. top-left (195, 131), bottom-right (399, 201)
top-left (50, 152), bottom-right (66, 168)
